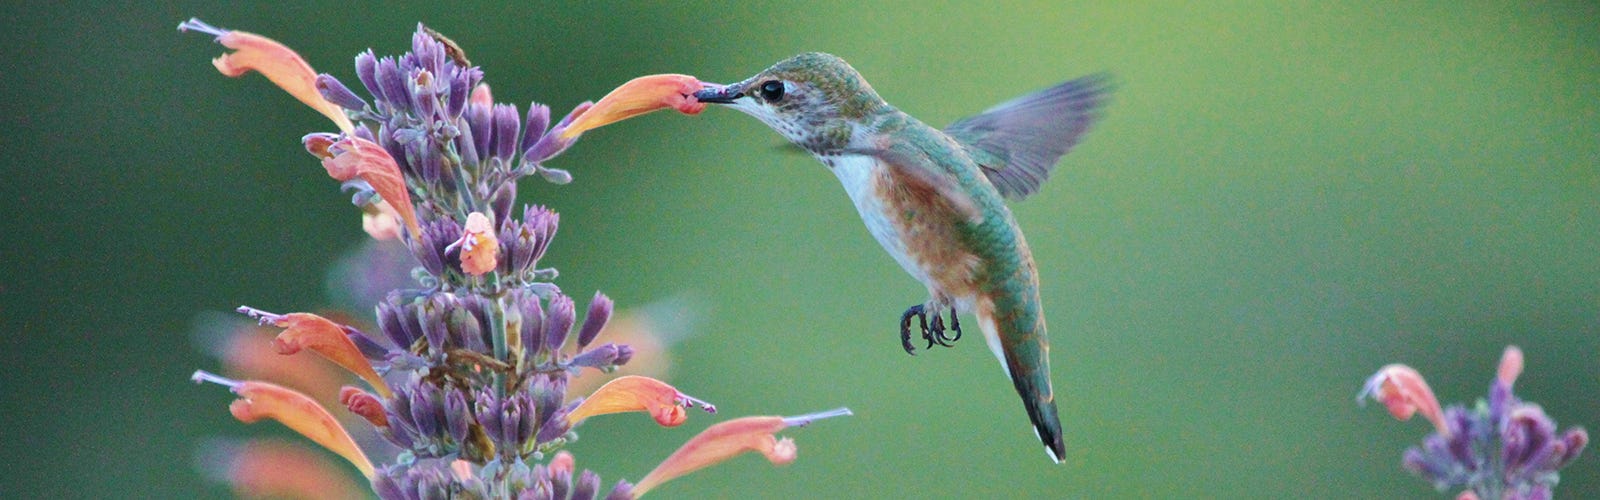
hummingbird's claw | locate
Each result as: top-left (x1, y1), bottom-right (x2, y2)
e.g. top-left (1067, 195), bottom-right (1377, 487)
top-left (900, 304), bottom-right (961, 355)
top-left (900, 304), bottom-right (926, 355)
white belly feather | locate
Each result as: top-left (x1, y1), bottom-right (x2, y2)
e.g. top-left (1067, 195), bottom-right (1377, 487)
top-left (826, 154), bottom-right (935, 288)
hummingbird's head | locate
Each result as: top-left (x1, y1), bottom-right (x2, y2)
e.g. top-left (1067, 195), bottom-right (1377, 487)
top-left (694, 52), bottom-right (886, 154)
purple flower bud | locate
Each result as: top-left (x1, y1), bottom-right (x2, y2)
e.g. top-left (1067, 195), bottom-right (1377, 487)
top-left (570, 470), bottom-right (600, 500)
top-left (410, 382), bottom-right (443, 440)
top-left (466, 103), bottom-right (493, 162)
top-left (474, 388), bottom-right (505, 443)
top-left (514, 391), bottom-right (537, 446)
top-left (445, 386), bottom-right (472, 443)
top-left (492, 103), bottom-right (522, 164)
top-left (421, 143), bottom-right (448, 184)
top-left (544, 294), bottom-right (576, 354)
top-left (521, 103), bottom-right (551, 154)
top-left (422, 293), bottom-right (456, 352)
top-left (516, 289), bottom-right (546, 358)
top-left (532, 374), bottom-right (566, 432)
top-left (614, 345), bottom-right (635, 366)
top-left (550, 468), bottom-right (571, 500)
top-left (604, 480), bottom-right (634, 500)
top-left (376, 296), bottom-right (416, 349)
top-left (446, 67), bottom-right (473, 119)
top-left (411, 27), bottom-right (444, 76)
top-left (370, 467), bottom-right (405, 500)
top-left (384, 383), bottom-right (420, 448)
top-left (410, 69), bottom-right (438, 121)
top-left (376, 56), bottom-right (410, 114)
top-left (503, 395), bottom-right (526, 455)
top-left (577, 292), bottom-right (613, 349)
top-left (410, 216), bottom-right (461, 278)
top-left (355, 50), bottom-right (383, 103)
top-left (450, 304), bottom-right (485, 353)
top-left (315, 73), bottom-right (367, 111)
top-left (454, 118), bottom-right (481, 168)
top-left (1559, 428), bottom-right (1589, 467)
top-left (535, 404), bottom-right (572, 445)
top-left (567, 343), bottom-right (621, 369)
top-left (523, 102), bottom-right (590, 164)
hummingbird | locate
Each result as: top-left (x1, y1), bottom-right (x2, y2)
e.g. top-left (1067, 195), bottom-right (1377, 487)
top-left (693, 53), bottom-right (1109, 462)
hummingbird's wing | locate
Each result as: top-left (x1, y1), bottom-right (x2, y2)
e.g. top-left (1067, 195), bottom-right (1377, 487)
top-left (944, 73), bottom-right (1112, 201)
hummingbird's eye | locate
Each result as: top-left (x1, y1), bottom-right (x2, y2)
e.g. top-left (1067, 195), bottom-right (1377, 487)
top-left (758, 80), bottom-right (785, 101)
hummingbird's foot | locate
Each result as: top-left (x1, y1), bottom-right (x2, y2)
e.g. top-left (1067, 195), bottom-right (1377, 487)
top-left (900, 304), bottom-right (928, 355)
top-left (925, 308), bottom-right (962, 348)
top-left (900, 304), bottom-right (962, 355)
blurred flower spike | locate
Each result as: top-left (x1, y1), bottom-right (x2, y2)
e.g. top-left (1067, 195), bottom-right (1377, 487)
top-left (181, 19), bottom-right (845, 499)
top-left (1359, 346), bottom-right (1587, 499)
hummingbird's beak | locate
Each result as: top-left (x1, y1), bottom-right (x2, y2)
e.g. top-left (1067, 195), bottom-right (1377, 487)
top-left (693, 82), bottom-right (745, 104)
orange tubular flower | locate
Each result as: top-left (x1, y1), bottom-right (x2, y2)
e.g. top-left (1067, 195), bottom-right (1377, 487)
top-left (558, 74), bottom-right (708, 139)
top-left (566, 375), bottom-right (715, 427)
top-left (1359, 363), bottom-right (1449, 437)
top-left (321, 136), bottom-right (422, 239)
top-left (178, 18), bottom-right (354, 133)
top-left (238, 307), bottom-right (392, 399)
top-left (632, 408), bottom-right (853, 497)
top-left (451, 212), bottom-right (499, 276)
top-left (192, 370), bottom-right (375, 478)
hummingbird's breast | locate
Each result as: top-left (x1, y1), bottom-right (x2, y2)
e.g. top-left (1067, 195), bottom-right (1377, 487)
top-left (824, 153), bottom-right (982, 306)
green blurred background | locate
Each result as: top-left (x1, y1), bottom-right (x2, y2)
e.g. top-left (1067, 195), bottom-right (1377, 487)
top-left (3, 1), bottom-right (1596, 498)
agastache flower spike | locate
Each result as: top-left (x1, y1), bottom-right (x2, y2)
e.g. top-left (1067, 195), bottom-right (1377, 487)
top-left (566, 375), bottom-right (716, 427)
top-left (1362, 346), bottom-right (1588, 497)
top-left (178, 19), bottom-right (354, 133)
top-left (631, 408), bottom-right (853, 497)
top-left (236, 306), bottom-right (392, 399)
top-left (209, 440), bottom-right (366, 500)
top-left (191, 370), bottom-right (375, 478)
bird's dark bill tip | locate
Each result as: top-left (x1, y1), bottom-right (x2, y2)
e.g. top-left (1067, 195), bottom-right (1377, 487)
top-left (693, 84), bottom-right (743, 104)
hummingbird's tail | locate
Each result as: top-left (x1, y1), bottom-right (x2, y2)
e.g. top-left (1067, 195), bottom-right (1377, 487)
top-left (976, 304), bottom-right (1065, 463)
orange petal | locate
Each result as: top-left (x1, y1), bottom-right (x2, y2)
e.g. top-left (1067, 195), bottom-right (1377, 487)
top-left (1497, 345), bottom-right (1524, 386)
top-left (217, 440), bottom-right (366, 500)
top-left (632, 408), bottom-right (852, 496)
top-left (1359, 364), bottom-right (1449, 437)
top-left (362, 200), bottom-right (404, 241)
top-left (242, 308), bottom-right (392, 399)
top-left (340, 386), bottom-right (389, 428)
top-left (322, 137), bottom-right (422, 239)
top-left (180, 19), bottom-right (354, 133)
top-left (193, 371), bottom-right (375, 478)
top-left (558, 74), bottom-right (706, 140)
top-left (566, 375), bottom-right (714, 427)
top-left (457, 212), bottom-right (499, 276)
top-left (218, 320), bottom-right (346, 406)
